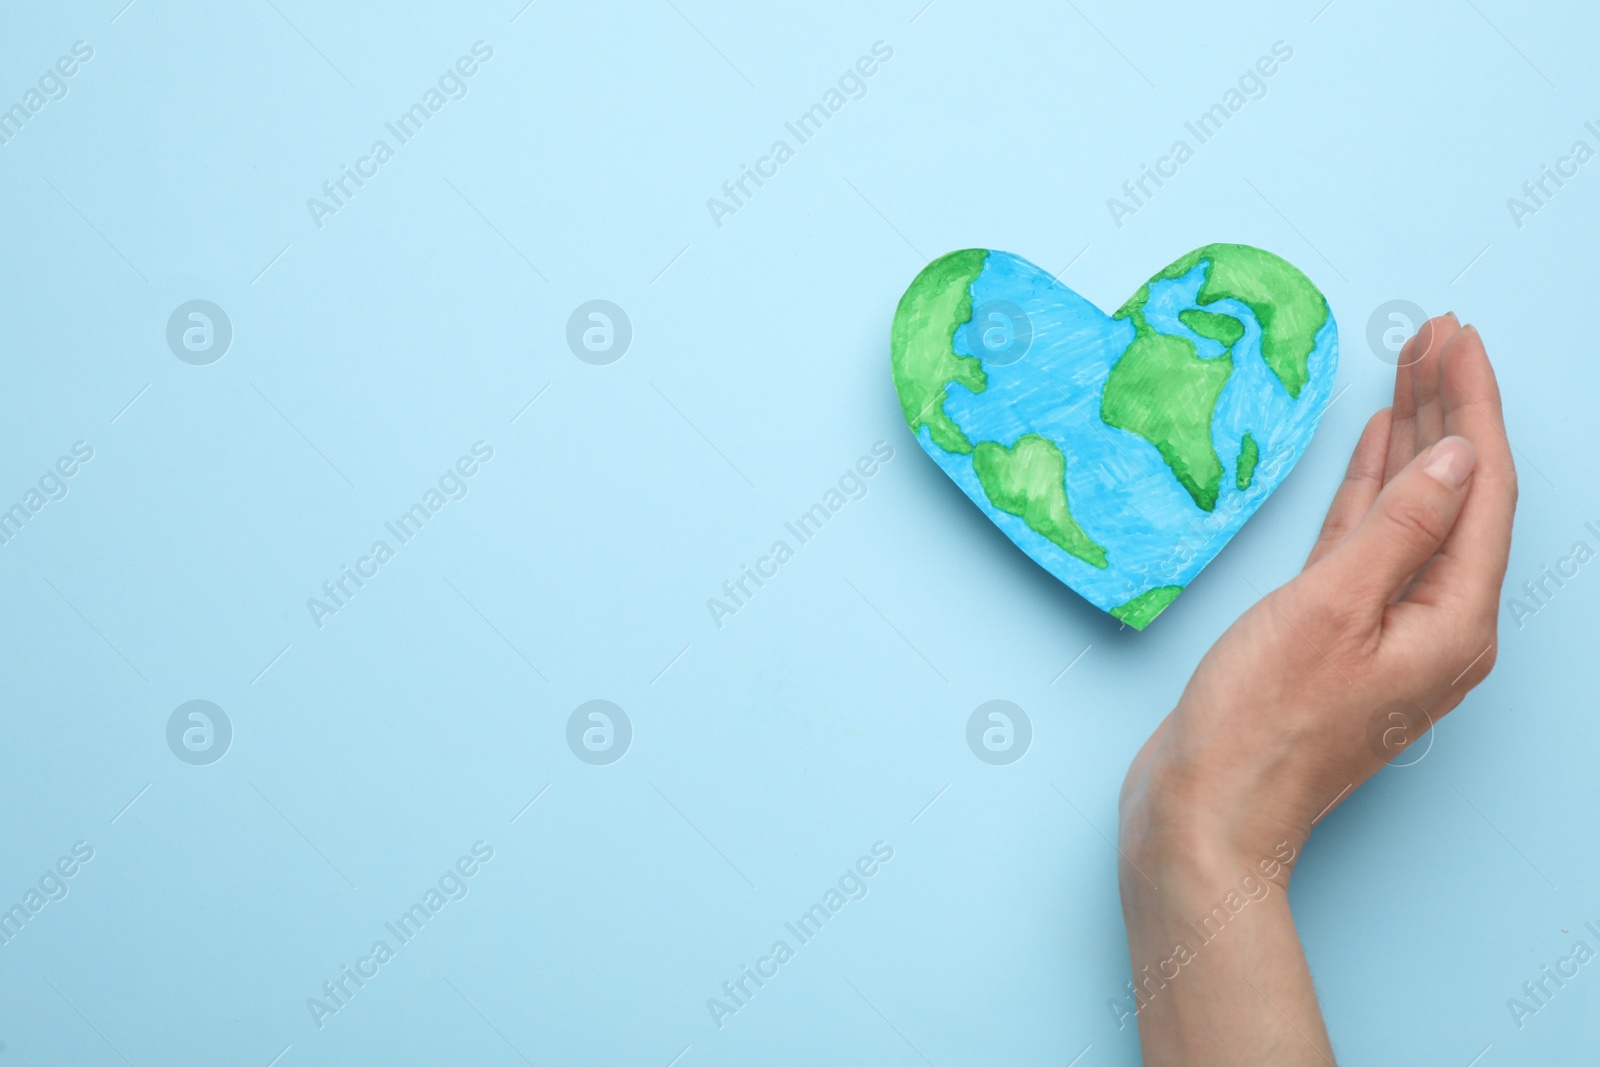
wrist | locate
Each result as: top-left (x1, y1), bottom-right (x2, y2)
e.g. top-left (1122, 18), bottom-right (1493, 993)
top-left (1119, 724), bottom-right (1315, 894)
top-left (1120, 836), bottom-right (1299, 915)
top-left (1119, 773), bottom-right (1303, 912)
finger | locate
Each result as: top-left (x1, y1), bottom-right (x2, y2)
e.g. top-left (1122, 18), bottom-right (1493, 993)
top-left (1322, 435), bottom-right (1478, 605)
top-left (1407, 314), bottom-right (1459, 473)
top-left (1305, 407), bottom-right (1392, 568)
top-left (1385, 337), bottom-right (1418, 484)
top-left (1408, 325), bottom-right (1517, 615)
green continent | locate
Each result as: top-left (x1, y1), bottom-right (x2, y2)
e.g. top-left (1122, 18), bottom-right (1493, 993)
top-left (1188, 243), bottom-right (1326, 398)
top-left (1103, 302), bottom-right (1233, 512)
top-left (972, 434), bottom-right (1108, 569)
top-left (1111, 586), bottom-right (1184, 630)
top-left (1114, 247), bottom-right (1205, 319)
top-left (1179, 307), bottom-right (1245, 348)
top-left (1236, 432), bottom-right (1259, 490)
top-left (890, 249), bottom-right (990, 454)
top-left (1105, 243), bottom-right (1327, 511)
top-left (1118, 244), bottom-right (1329, 398)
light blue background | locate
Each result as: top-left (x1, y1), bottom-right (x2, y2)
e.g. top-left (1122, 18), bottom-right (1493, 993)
top-left (1, 1), bottom-right (1595, 1064)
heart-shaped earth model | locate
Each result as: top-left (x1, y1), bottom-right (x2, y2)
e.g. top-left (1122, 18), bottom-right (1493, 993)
top-left (890, 244), bottom-right (1338, 630)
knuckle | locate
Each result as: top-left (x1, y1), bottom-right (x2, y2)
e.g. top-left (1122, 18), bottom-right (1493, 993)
top-left (1311, 525), bottom-right (1346, 559)
top-left (1386, 497), bottom-right (1449, 546)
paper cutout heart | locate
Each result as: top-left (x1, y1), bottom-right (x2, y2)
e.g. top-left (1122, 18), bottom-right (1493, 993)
top-left (890, 244), bottom-right (1338, 629)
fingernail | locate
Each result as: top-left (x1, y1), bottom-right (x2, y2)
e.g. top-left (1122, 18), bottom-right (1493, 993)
top-left (1445, 311), bottom-right (1459, 325)
top-left (1423, 435), bottom-right (1476, 489)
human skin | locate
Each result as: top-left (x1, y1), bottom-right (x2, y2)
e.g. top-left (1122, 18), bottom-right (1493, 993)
top-left (1117, 315), bottom-right (1517, 1064)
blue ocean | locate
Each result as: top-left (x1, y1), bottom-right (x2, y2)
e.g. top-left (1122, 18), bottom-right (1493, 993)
top-left (923, 250), bottom-right (1339, 613)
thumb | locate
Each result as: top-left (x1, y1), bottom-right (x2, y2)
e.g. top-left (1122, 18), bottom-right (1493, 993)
top-left (1321, 435), bottom-right (1477, 602)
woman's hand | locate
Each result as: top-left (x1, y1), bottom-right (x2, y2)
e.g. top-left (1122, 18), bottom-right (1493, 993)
top-left (1116, 316), bottom-right (1517, 1065)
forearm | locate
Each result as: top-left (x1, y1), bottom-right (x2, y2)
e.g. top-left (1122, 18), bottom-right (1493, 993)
top-left (1110, 318), bottom-right (1513, 1066)
top-left (1118, 845), bottom-right (1334, 1066)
